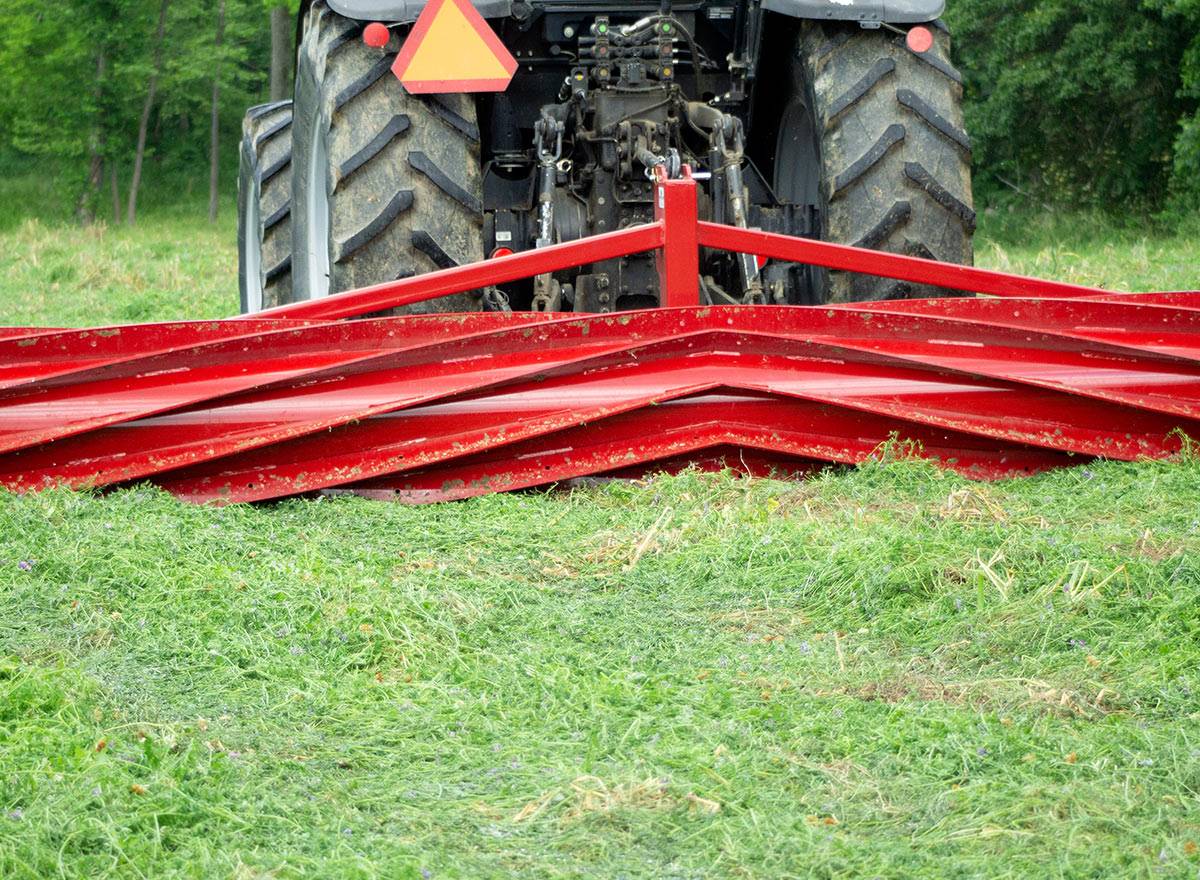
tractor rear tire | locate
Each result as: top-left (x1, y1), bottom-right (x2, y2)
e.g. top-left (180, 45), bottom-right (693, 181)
top-left (290, 1), bottom-right (484, 309)
top-left (237, 101), bottom-right (293, 313)
top-left (778, 22), bottom-right (975, 302)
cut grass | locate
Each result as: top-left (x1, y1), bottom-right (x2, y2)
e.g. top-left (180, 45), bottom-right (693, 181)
top-left (2, 465), bottom-right (1200, 878)
top-left (0, 207), bottom-right (1199, 878)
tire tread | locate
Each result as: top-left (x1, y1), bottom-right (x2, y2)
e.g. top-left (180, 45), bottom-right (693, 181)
top-left (237, 101), bottom-right (293, 311)
top-left (797, 22), bottom-right (974, 301)
top-left (289, 1), bottom-right (484, 309)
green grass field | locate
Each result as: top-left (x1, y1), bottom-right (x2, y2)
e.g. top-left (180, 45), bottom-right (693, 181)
top-left (0, 207), bottom-right (1197, 327)
top-left (2, 210), bottom-right (1200, 878)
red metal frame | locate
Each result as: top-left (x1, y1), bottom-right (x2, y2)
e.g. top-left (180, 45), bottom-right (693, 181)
top-left (1, 169), bottom-right (1197, 503)
top-left (655, 168), bottom-right (701, 306)
top-left (254, 167), bottom-right (1126, 324)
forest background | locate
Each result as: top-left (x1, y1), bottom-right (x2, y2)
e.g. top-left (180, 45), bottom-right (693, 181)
top-left (0, 0), bottom-right (1197, 227)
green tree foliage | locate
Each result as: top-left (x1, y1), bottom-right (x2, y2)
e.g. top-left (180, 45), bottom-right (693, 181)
top-left (0, 0), bottom-right (272, 220)
top-left (1163, 0), bottom-right (1200, 209)
top-left (0, 0), bottom-right (113, 160)
top-left (947, 0), bottom-right (1200, 211)
top-left (0, 1), bottom-right (1197, 218)
top-left (159, 1), bottom-right (271, 172)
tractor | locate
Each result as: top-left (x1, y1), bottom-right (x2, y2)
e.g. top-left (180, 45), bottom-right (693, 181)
top-left (13, 2), bottom-right (1200, 505)
top-left (237, 0), bottom-right (973, 315)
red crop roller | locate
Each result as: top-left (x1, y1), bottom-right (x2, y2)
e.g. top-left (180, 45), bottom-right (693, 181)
top-left (1, 169), bottom-right (1197, 504)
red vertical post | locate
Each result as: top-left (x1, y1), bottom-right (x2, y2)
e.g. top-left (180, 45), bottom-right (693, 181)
top-left (654, 166), bottom-right (700, 307)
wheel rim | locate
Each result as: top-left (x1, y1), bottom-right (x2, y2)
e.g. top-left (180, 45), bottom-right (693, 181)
top-left (772, 98), bottom-right (825, 303)
top-left (773, 100), bottom-right (821, 209)
top-left (302, 118), bottom-right (332, 300)
top-left (243, 174), bottom-right (264, 313)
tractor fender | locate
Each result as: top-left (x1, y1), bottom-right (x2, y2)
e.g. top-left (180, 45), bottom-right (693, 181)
top-left (327, 0), bottom-right (940, 25)
top-left (327, 0), bottom-right (510, 23)
top-left (761, 0), bottom-right (944, 25)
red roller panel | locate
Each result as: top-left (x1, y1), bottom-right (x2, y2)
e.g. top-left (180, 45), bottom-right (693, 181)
top-left (0, 172), bottom-right (1195, 503)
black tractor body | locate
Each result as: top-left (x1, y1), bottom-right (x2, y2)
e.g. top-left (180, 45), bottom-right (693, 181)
top-left (239, 0), bottom-right (973, 313)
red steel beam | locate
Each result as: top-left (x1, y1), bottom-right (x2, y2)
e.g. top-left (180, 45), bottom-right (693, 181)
top-left (337, 444), bottom-right (828, 502)
top-left (246, 172), bottom-right (1131, 324)
top-left (836, 297), bottom-right (1200, 362)
top-left (696, 221), bottom-right (1113, 301)
top-left (332, 395), bottom-right (1077, 505)
top-left (655, 168), bottom-right (701, 307)
top-left (254, 222), bottom-right (664, 321)
top-left (5, 304), bottom-right (1200, 492)
top-left (0, 319), bottom-right (320, 394)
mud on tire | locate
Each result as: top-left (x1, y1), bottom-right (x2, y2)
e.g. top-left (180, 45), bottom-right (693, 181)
top-left (290, 1), bottom-right (484, 309)
top-left (782, 22), bottom-right (975, 302)
top-left (237, 101), bottom-right (293, 313)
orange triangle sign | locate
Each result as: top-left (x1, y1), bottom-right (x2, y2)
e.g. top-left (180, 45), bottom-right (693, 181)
top-left (391, 0), bottom-right (518, 94)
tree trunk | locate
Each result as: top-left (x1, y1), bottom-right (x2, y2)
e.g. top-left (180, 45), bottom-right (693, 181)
top-left (77, 51), bottom-right (108, 225)
top-left (127, 0), bottom-right (171, 226)
top-left (110, 161), bottom-right (122, 224)
top-left (78, 152), bottom-right (104, 226)
top-left (270, 4), bottom-right (292, 102)
top-left (209, 0), bottom-right (226, 223)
